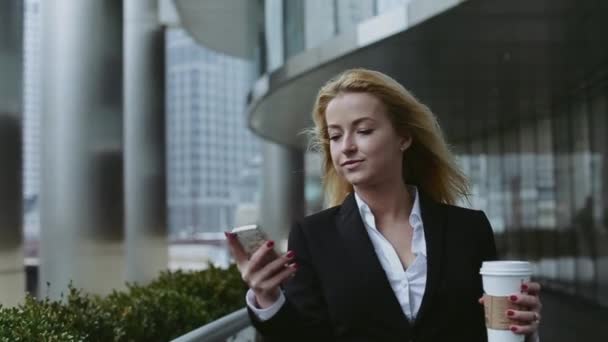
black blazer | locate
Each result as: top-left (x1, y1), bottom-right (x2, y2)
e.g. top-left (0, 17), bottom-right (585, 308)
top-left (249, 191), bottom-right (497, 342)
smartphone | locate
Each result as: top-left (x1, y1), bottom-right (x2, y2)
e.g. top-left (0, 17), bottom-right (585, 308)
top-left (231, 224), bottom-right (273, 257)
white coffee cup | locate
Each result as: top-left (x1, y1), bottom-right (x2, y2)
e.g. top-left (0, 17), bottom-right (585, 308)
top-left (480, 261), bottom-right (532, 342)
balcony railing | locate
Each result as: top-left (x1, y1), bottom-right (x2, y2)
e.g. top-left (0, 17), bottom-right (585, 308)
top-left (171, 307), bottom-right (256, 342)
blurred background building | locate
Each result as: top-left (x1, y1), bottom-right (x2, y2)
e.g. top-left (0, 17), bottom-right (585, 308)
top-left (22, 0), bottom-right (41, 241)
top-left (1, 0), bottom-right (607, 340)
top-left (165, 28), bottom-right (260, 238)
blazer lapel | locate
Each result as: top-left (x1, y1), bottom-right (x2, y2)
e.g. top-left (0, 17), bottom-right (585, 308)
top-left (413, 190), bottom-right (446, 329)
top-left (336, 193), bottom-right (412, 339)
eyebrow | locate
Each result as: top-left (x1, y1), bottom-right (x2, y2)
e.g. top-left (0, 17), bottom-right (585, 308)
top-left (327, 117), bottom-right (376, 130)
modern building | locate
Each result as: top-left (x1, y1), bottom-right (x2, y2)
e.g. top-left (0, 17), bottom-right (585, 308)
top-left (165, 28), bottom-right (260, 236)
top-left (3, 0), bottom-right (263, 304)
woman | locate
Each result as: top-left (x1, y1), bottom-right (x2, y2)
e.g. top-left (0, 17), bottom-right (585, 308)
top-left (226, 69), bottom-right (542, 341)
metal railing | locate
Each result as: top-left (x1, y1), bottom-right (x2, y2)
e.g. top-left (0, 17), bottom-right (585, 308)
top-left (171, 307), bottom-right (254, 342)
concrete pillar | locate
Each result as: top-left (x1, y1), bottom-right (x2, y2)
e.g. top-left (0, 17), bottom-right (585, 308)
top-left (259, 143), bottom-right (305, 249)
top-left (0, 0), bottom-right (24, 307)
top-left (39, 0), bottom-right (124, 299)
top-left (124, 0), bottom-right (168, 284)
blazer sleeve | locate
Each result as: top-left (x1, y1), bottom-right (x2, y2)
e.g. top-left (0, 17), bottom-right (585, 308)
top-left (478, 210), bottom-right (498, 261)
top-left (248, 221), bottom-right (333, 341)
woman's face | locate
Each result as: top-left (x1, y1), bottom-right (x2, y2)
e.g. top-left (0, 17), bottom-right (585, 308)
top-left (325, 92), bottom-right (411, 188)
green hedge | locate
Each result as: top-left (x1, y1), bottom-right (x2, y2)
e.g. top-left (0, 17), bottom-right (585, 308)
top-left (0, 264), bottom-right (246, 342)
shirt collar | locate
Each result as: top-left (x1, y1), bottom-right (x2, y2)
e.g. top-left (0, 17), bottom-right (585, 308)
top-left (408, 185), bottom-right (422, 228)
top-left (354, 185), bottom-right (426, 256)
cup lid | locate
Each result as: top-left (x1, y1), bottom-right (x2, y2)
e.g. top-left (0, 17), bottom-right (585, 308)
top-left (480, 260), bottom-right (532, 276)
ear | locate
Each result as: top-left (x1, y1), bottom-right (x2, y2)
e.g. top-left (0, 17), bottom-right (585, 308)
top-left (399, 134), bottom-right (412, 152)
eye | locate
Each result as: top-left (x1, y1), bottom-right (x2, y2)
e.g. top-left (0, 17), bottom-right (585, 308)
top-left (329, 134), bottom-right (342, 141)
top-left (357, 129), bottom-right (373, 135)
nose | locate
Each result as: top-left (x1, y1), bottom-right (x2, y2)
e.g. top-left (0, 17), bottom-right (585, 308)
top-left (340, 133), bottom-right (356, 154)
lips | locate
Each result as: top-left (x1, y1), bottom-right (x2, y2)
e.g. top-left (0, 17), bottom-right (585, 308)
top-left (341, 159), bottom-right (363, 167)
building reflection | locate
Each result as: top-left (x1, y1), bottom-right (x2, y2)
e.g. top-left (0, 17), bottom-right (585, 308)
top-left (461, 90), bottom-right (608, 306)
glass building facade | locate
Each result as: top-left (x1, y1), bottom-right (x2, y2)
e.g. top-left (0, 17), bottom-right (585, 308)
top-left (283, 0), bottom-right (409, 56)
top-left (460, 85), bottom-right (608, 306)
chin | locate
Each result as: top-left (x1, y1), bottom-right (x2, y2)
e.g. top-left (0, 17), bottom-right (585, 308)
top-left (344, 174), bottom-right (372, 187)
top-left (340, 167), bottom-right (376, 186)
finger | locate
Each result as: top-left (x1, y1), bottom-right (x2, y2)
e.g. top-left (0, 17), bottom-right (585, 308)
top-left (506, 309), bottom-right (541, 324)
top-left (509, 294), bottom-right (541, 310)
top-left (509, 322), bottom-right (539, 336)
top-left (521, 281), bottom-right (542, 296)
top-left (224, 232), bottom-right (248, 268)
top-left (247, 240), bottom-right (279, 274)
top-left (261, 263), bottom-right (298, 290)
top-left (253, 250), bottom-right (296, 283)
top-left (250, 257), bottom-right (297, 292)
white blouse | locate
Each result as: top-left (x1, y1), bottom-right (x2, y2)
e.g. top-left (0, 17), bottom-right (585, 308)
top-left (354, 186), bottom-right (427, 321)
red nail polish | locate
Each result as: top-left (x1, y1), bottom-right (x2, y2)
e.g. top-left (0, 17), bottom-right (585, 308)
top-left (266, 240), bottom-right (274, 248)
top-left (510, 295), bottom-right (518, 302)
top-left (510, 327), bottom-right (518, 332)
top-left (292, 263), bottom-right (299, 269)
top-left (507, 310), bottom-right (514, 316)
top-left (286, 251), bottom-right (295, 258)
top-left (521, 284), bottom-right (528, 291)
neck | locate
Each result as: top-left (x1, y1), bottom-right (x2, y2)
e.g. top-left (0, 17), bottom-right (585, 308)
top-left (354, 181), bottom-right (413, 222)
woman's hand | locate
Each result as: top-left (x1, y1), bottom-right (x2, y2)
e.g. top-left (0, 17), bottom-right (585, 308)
top-left (507, 281), bottom-right (542, 340)
top-left (225, 232), bottom-right (298, 308)
top-left (479, 281), bottom-right (542, 341)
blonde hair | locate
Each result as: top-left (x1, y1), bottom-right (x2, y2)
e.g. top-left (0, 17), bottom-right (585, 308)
top-left (308, 68), bottom-right (470, 207)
